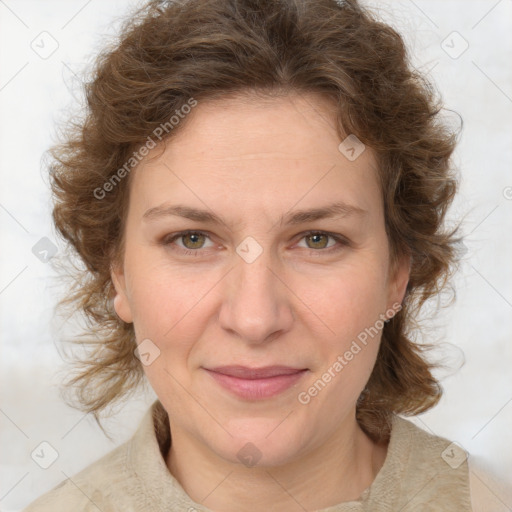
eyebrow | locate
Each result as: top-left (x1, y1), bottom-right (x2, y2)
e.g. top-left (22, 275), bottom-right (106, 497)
top-left (142, 201), bottom-right (367, 226)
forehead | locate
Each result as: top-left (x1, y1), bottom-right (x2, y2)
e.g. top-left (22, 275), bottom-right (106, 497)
top-left (166, 92), bottom-right (353, 161)
top-left (128, 92), bottom-right (382, 223)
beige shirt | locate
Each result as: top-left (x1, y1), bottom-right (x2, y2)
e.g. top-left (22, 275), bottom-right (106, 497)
top-left (23, 399), bottom-right (473, 511)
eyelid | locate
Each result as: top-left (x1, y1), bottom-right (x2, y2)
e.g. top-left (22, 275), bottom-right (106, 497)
top-left (295, 230), bottom-right (350, 249)
top-left (161, 229), bottom-right (349, 255)
top-left (161, 230), bottom-right (216, 251)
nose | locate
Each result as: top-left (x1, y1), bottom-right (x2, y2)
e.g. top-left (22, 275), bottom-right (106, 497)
top-left (218, 248), bottom-right (294, 345)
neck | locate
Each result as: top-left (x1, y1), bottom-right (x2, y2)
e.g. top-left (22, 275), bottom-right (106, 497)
top-left (165, 416), bottom-right (388, 511)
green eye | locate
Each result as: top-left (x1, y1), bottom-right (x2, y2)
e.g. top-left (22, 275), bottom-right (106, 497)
top-left (180, 232), bottom-right (207, 250)
top-left (297, 231), bottom-right (349, 253)
top-left (162, 230), bottom-right (214, 255)
top-left (304, 233), bottom-right (331, 249)
top-left (161, 230), bottom-right (349, 256)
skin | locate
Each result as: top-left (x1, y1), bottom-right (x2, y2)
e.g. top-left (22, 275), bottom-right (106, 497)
top-left (111, 91), bottom-right (410, 511)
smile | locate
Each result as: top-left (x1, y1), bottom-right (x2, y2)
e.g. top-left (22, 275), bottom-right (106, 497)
top-left (203, 366), bottom-right (309, 400)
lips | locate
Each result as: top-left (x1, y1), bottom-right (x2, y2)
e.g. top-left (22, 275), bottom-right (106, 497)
top-left (204, 365), bottom-right (308, 400)
top-left (208, 365), bottom-right (306, 379)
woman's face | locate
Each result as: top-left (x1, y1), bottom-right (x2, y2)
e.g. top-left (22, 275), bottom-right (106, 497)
top-left (112, 92), bottom-right (409, 467)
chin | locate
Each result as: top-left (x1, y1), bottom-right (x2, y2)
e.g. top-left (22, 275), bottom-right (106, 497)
top-left (207, 417), bottom-right (307, 468)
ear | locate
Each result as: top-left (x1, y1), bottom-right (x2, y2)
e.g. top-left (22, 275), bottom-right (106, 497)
top-left (387, 252), bottom-right (411, 311)
top-left (110, 261), bottom-right (133, 324)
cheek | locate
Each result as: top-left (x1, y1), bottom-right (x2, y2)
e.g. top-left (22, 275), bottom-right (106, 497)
top-left (125, 256), bottom-right (221, 350)
top-left (126, 266), bottom-right (213, 394)
top-left (298, 261), bottom-right (388, 337)
top-left (293, 261), bottom-right (388, 401)
top-left (299, 271), bottom-right (385, 408)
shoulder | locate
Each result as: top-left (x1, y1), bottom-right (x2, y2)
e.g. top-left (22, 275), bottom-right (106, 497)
top-left (22, 400), bottom-right (201, 512)
top-left (22, 441), bottom-right (133, 512)
top-left (366, 415), bottom-right (473, 511)
top-left (393, 415), bottom-right (469, 473)
top-left (467, 455), bottom-right (512, 512)
top-left (21, 401), bottom-right (165, 512)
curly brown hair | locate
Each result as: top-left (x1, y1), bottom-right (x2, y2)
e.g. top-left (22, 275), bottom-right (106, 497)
top-left (49, 0), bottom-right (461, 442)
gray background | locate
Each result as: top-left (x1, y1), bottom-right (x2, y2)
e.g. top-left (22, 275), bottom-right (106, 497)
top-left (1, 0), bottom-right (511, 510)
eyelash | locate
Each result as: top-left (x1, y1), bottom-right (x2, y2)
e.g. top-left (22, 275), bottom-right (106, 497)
top-left (160, 230), bottom-right (349, 257)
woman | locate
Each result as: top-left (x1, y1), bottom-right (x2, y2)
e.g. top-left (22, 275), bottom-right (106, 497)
top-left (23, 0), bottom-right (475, 510)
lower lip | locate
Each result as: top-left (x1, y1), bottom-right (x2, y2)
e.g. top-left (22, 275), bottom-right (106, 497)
top-left (205, 369), bottom-right (308, 400)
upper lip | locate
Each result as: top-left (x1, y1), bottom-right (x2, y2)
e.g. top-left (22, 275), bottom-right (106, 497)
top-left (206, 366), bottom-right (307, 379)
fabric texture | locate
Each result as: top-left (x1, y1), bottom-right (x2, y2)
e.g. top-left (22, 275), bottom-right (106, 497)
top-left (23, 399), bottom-right (473, 511)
